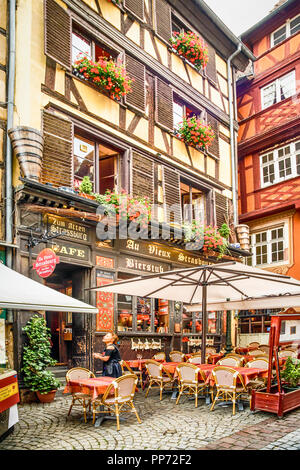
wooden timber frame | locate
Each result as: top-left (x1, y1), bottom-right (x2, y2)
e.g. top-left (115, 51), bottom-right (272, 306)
top-left (251, 308), bottom-right (300, 418)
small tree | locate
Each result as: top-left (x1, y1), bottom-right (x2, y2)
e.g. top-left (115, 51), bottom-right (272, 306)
top-left (22, 315), bottom-right (60, 393)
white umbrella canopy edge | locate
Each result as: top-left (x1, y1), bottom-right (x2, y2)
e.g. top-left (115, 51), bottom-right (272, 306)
top-left (0, 263), bottom-right (98, 313)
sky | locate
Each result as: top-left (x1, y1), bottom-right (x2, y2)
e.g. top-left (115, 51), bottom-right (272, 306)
top-left (203, 0), bottom-right (281, 36)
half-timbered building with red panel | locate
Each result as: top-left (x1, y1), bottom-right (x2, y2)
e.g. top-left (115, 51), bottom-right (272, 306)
top-left (4, 0), bottom-right (253, 382)
top-left (237, 0), bottom-right (300, 344)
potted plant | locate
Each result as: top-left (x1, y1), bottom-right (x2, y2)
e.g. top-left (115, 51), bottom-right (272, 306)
top-left (176, 116), bottom-right (215, 151)
top-left (169, 31), bottom-right (209, 71)
top-left (281, 357), bottom-right (300, 391)
top-left (22, 315), bottom-right (60, 403)
top-left (184, 221), bottom-right (229, 258)
top-left (219, 223), bottom-right (231, 241)
top-left (73, 54), bottom-right (133, 101)
top-left (78, 176), bottom-right (95, 199)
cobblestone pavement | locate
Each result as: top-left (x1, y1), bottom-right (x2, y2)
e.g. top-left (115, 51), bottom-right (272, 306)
top-left (1, 390), bottom-right (300, 450)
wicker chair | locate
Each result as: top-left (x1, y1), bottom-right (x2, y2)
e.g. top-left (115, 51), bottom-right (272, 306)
top-left (144, 360), bottom-right (175, 400)
top-left (120, 360), bottom-right (143, 387)
top-left (247, 349), bottom-right (267, 357)
top-left (66, 367), bottom-right (95, 422)
top-left (92, 374), bottom-right (141, 431)
top-left (258, 344), bottom-right (270, 354)
top-left (225, 354), bottom-right (245, 366)
top-left (176, 363), bottom-right (208, 407)
top-left (210, 366), bottom-right (249, 415)
top-left (169, 350), bottom-right (185, 362)
top-left (216, 356), bottom-right (241, 367)
top-left (248, 342), bottom-right (260, 348)
top-left (187, 354), bottom-right (202, 364)
top-left (152, 352), bottom-right (166, 361)
top-left (245, 358), bottom-right (269, 390)
top-left (278, 348), bottom-right (298, 358)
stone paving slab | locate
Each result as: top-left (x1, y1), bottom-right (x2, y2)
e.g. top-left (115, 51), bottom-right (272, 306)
top-left (0, 390), bottom-right (300, 450)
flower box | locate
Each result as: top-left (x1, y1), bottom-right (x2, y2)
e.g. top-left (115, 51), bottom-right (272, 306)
top-left (170, 31), bottom-right (209, 71)
top-left (251, 385), bottom-right (300, 418)
top-left (73, 55), bottom-right (132, 101)
top-left (176, 116), bottom-right (215, 151)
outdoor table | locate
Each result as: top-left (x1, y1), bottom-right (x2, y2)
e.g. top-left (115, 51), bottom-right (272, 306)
top-left (208, 366), bottom-right (268, 387)
top-left (123, 359), bottom-right (149, 371)
top-left (207, 354), bottom-right (224, 364)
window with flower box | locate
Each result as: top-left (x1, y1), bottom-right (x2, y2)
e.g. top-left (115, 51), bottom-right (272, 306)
top-left (180, 180), bottom-right (207, 225)
top-left (260, 140), bottom-right (300, 187)
top-left (261, 70), bottom-right (296, 110)
top-left (173, 96), bottom-right (205, 133)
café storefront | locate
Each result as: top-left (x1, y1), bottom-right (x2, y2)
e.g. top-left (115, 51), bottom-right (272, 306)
top-left (13, 181), bottom-right (243, 378)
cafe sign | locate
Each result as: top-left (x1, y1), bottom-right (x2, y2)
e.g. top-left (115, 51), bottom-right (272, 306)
top-left (33, 248), bottom-right (60, 278)
top-left (45, 214), bottom-right (90, 242)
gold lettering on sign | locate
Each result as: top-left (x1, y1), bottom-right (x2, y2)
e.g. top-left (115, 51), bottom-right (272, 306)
top-left (126, 240), bottom-right (140, 251)
top-left (148, 245), bottom-right (171, 259)
top-left (125, 257), bottom-right (165, 273)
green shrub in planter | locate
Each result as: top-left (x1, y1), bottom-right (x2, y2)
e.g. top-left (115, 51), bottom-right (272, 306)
top-left (22, 315), bottom-right (60, 393)
top-left (79, 176), bottom-right (93, 195)
top-left (281, 357), bottom-right (300, 388)
top-left (219, 223), bottom-right (231, 240)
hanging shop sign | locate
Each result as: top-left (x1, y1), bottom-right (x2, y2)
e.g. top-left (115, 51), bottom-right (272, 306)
top-left (33, 248), bottom-right (60, 278)
top-left (119, 239), bottom-right (207, 266)
top-left (45, 214), bottom-right (91, 242)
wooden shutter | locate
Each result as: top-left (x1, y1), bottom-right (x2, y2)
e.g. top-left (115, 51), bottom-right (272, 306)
top-left (155, 78), bottom-right (173, 131)
top-left (41, 111), bottom-right (73, 188)
top-left (214, 192), bottom-right (230, 228)
top-left (154, 0), bottom-right (172, 43)
top-left (125, 55), bottom-right (146, 113)
top-left (124, 0), bottom-right (144, 21)
top-left (207, 112), bottom-right (219, 158)
top-left (44, 0), bottom-right (71, 70)
top-left (162, 166), bottom-right (182, 225)
top-left (131, 152), bottom-right (154, 203)
top-left (205, 42), bottom-right (217, 83)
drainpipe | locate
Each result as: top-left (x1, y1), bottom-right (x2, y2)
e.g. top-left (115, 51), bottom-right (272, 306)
top-left (5, 0), bottom-right (16, 269)
top-left (227, 42), bottom-right (242, 227)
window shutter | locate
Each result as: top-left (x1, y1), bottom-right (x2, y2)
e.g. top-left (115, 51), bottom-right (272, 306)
top-left (124, 0), bottom-right (144, 22)
top-left (154, 0), bottom-right (172, 43)
top-left (41, 111), bottom-right (73, 188)
top-left (131, 152), bottom-right (154, 204)
top-left (214, 192), bottom-right (230, 228)
top-left (162, 166), bottom-right (182, 225)
top-left (207, 112), bottom-right (219, 158)
top-left (155, 78), bottom-right (173, 131)
top-left (44, 0), bottom-right (72, 70)
top-left (125, 55), bottom-right (146, 113)
top-left (205, 42), bottom-right (217, 83)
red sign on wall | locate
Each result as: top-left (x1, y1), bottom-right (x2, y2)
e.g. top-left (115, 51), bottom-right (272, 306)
top-left (96, 271), bottom-right (114, 332)
top-left (33, 248), bottom-right (60, 278)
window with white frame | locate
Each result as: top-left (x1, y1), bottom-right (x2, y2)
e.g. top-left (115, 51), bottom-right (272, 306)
top-left (261, 70), bottom-right (296, 110)
top-left (260, 140), bottom-right (300, 187)
top-left (271, 14), bottom-right (300, 47)
top-left (247, 227), bottom-right (285, 267)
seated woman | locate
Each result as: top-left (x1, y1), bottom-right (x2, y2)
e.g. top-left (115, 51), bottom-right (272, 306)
top-left (93, 331), bottom-right (122, 378)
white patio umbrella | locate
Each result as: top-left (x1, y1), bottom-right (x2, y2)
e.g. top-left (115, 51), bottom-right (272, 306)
top-left (0, 263), bottom-right (98, 313)
top-left (90, 261), bottom-right (300, 362)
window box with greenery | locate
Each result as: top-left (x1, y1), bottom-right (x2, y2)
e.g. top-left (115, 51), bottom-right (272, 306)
top-left (22, 315), bottom-right (60, 403)
top-left (169, 31), bottom-right (209, 71)
top-left (73, 54), bottom-right (133, 101)
top-left (281, 357), bottom-right (300, 391)
top-left (176, 116), bottom-right (215, 151)
top-left (184, 221), bottom-right (229, 258)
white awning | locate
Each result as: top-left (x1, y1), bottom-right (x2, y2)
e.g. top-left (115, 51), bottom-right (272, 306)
top-left (186, 295), bottom-right (300, 312)
top-left (0, 263), bottom-right (98, 313)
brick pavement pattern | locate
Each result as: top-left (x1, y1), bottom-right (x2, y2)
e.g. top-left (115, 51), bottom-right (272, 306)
top-left (1, 391), bottom-right (300, 450)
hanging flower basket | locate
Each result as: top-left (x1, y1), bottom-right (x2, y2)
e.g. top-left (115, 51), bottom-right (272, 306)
top-left (169, 31), bottom-right (209, 70)
top-left (73, 54), bottom-right (133, 101)
top-left (177, 116), bottom-right (215, 150)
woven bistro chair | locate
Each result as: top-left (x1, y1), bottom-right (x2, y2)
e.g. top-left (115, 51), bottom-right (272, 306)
top-left (176, 363), bottom-right (208, 408)
top-left (258, 344), bottom-right (270, 354)
top-left (152, 352), bottom-right (166, 361)
top-left (247, 349), bottom-right (267, 357)
top-left (66, 367), bottom-right (95, 422)
top-left (216, 356), bottom-right (241, 367)
top-left (278, 348), bottom-right (298, 358)
top-left (245, 358), bottom-right (269, 390)
top-left (187, 353), bottom-right (202, 364)
top-left (92, 374), bottom-right (141, 431)
top-left (169, 350), bottom-right (185, 362)
top-left (120, 360), bottom-right (143, 388)
top-left (210, 366), bottom-right (249, 415)
top-left (144, 360), bottom-right (175, 400)
top-left (225, 354), bottom-right (245, 366)
top-left (248, 342), bottom-right (260, 348)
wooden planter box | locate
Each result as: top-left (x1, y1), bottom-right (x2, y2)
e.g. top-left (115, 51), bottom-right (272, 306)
top-left (251, 385), bottom-right (300, 418)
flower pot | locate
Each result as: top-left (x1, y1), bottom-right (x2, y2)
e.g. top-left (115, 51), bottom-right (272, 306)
top-left (78, 192), bottom-right (96, 200)
top-left (8, 126), bottom-right (44, 181)
top-left (36, 389), bottom-right (57, 403)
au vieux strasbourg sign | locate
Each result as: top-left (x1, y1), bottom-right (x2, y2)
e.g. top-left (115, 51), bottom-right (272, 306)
top-left (119, 239), bottom-right (207, 266)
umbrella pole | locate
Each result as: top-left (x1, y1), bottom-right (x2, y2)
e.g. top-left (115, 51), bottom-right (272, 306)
top-left (201, 280), bottom-right (207, 364)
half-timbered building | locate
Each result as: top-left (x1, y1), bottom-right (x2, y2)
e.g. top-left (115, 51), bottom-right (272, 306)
top-left (3, 0), bottom-right (253, 383)
top-left (237, 0), bottom-right (300, 344)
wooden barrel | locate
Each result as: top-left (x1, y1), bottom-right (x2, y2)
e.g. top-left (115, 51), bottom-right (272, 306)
top-left (8, 126), bottom-right (44, 181)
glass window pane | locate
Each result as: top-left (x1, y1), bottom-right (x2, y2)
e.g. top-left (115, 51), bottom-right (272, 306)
top-left (262, 232), bottom-right (267, 242)
top-left (273, 25), bottom-right (286, 45)
top-left (262, 82), bottom-right (276, 108)
top-left (117, 294), bottom-right (133, 332)
top-left (137, 297), bottom-right (152, 332)
top-left (73, 136), bottom-right (95, 188)
top-left (72, 32), bottom-right (92, 64)
top-left (290, 15), bottom-right (300, 35)
top-left (279, 72), bottom-right (295, 100)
